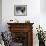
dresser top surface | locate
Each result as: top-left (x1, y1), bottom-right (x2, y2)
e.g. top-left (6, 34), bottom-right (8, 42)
top-left (7, 23), bottom-right (34, 25)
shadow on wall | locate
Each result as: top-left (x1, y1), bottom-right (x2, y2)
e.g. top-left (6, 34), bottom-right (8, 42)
top-left (0, 0), bottom-right (2, 32)
top-left (40, 0), bottom-right (46, 14)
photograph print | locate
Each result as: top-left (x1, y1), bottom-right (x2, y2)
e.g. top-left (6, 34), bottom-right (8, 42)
top-left (14, 5), bottom-right (27, 16)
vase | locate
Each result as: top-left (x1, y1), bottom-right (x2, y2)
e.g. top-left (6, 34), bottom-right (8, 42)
top-left (39, 40), bottom-right (45, 46)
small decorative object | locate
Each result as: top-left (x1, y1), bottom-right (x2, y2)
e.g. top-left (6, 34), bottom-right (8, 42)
top-left (10, 20), bottom-right (13, 21)
top-left (25, 20), bottom-right (30, 23)
top-left (14, 5), bottom-right (27, 16)
top-left (9, 19), bottom-right (19, 23)
top-left (36, 25), bottom-right (45, 46)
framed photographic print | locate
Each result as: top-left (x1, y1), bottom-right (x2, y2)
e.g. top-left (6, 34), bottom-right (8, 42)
top-left (14, 5), bottom-right (27, 16)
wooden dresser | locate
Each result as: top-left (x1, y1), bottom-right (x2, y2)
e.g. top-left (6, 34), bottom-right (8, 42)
top-left (7, 23), bottom-right (34, 46)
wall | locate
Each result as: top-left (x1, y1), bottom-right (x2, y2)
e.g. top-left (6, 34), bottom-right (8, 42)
top-left (0, 0), bottom-right (2, 32)
top-left (40, 0), bottom-right (46, 32)
top-left (40, 0), bottom-right (46, 13)
top-left (2, 0), bottom-right (40, 30)
top-left (2, 0), bottom-right (46, 46)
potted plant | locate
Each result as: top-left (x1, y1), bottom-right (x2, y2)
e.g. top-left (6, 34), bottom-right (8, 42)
top-left (36, 25), bottom-right (45, 46)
